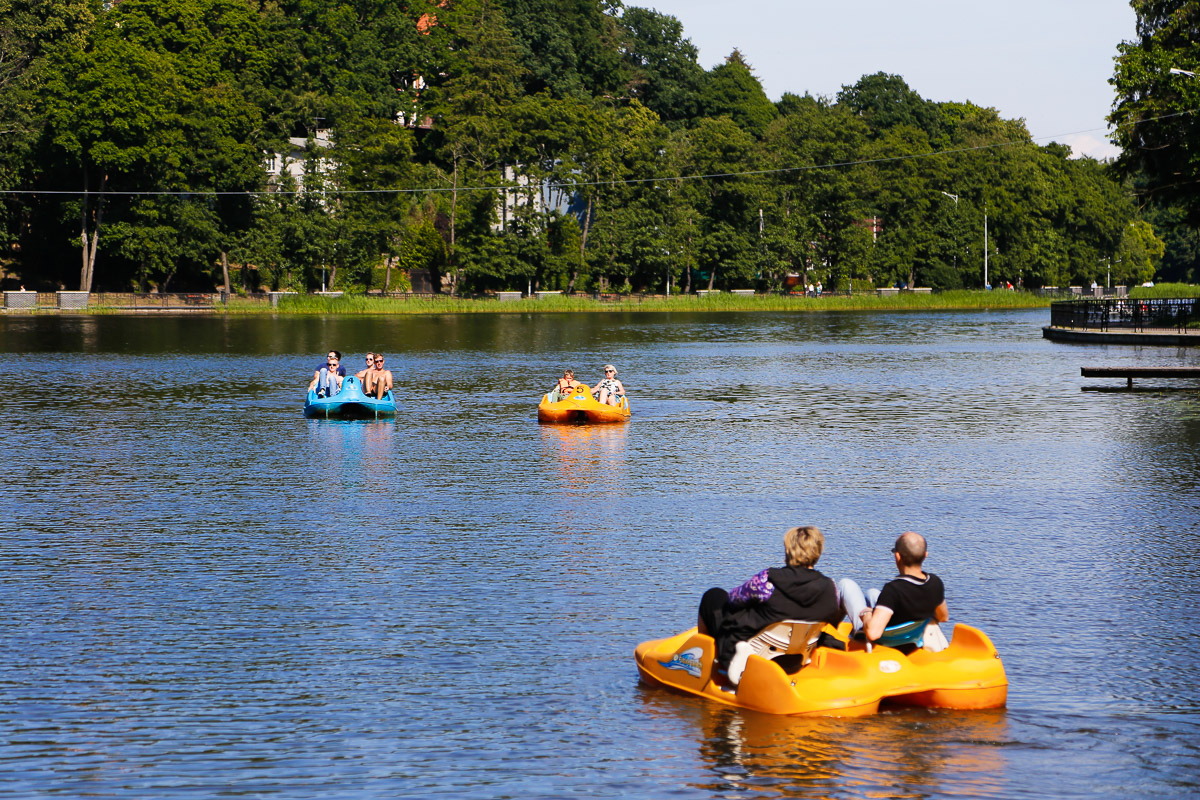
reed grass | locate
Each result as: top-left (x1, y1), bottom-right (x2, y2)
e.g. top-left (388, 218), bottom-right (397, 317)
top-left (222, 289), bottom-right (1053, 316)
top-left (1128, 283), bottom-right (1200, 299)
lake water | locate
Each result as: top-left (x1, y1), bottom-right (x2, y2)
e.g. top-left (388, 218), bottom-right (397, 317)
top-left (1, 309), bottom-right (1198, 799)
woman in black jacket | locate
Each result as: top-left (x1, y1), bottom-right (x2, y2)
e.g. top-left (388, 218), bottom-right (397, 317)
top-left (697, 525), bottom-right (842, 675)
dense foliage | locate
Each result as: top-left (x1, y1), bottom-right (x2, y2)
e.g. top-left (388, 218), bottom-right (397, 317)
top-left (0, 0), bottom-right (1175, 293)
top-left (1111, 0), bottom-right (1200, 283)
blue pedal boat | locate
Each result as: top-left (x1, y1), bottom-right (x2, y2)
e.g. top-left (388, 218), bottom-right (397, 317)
top-left (304, 376), bottom-right (396, 419)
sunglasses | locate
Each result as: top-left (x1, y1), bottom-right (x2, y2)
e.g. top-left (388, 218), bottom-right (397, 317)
top-left (374, 359), bottom-right (384, 364)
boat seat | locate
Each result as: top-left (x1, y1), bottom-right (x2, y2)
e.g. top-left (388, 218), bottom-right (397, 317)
top-left (728, 619), bottom-right (825, 686)
top-left (747, 619), bottom-right (826, 663)
top-left (862, 618), bottom-right (929, 653)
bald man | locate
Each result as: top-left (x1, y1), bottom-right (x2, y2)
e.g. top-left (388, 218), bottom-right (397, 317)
top-left (838, 531), bottom-right (949, 644)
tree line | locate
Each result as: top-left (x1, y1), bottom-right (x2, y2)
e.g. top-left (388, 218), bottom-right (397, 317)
top-left (0, 0), bottom-right (1182, 294)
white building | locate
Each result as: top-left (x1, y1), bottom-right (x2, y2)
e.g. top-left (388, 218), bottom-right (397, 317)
top-left (265, 129), bottom-right (334, 194)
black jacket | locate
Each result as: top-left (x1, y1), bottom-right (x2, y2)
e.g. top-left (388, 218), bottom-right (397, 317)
top-left (715, 566), bottom-right (841, 666)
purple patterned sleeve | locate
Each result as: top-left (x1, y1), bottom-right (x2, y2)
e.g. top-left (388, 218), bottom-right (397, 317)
top-left (728, 569), bottom-right (774, 607)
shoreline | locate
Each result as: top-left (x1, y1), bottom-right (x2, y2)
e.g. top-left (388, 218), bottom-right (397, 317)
top-left (2, 290), bottom-right (1053, 316)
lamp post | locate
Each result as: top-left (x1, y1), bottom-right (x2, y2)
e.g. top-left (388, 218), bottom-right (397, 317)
top-left (938, 191), bottom-right (959, 276)
top-left (937, 191), bottom-right (989, 288)
top-left (1170, 67), bottom-right (1197, 77)
top-left (983, 205), bottom-right (989, 289)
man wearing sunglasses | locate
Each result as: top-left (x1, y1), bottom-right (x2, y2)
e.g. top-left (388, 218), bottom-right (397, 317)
top-left (363, 354), bottom-right (394, 400)
top-left (308, 350), bottom-right (345, 398)
top-left (354, 352), bottom-right (375, 385)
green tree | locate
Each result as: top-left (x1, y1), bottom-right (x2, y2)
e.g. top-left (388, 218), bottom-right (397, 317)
top-left (765, 95), bottom-right (870, 290)
top-left (42, 28), bottom-right (183, 290)
top-left (838, 72), bottom-right (936, 137)
top-left (1116, 218), bottom-right (1166, 284)
top-left (495, 0), bottom-right (625, 99)
top-left (1141, 200), bottom-right (1200, 281)
top-left (0, 0), bottom-right (95, 260)
top-left (699, 50), bottom-right (776, 138)
top-left (676, 116), bottom-right (762, 288)
top-left (618, 7), bottom-right (703, 127)
top-left (329, 115), bottom-right (416, 290)
top-left (427, 0), bottom-right (524, 294)
top-left (1110, 0), bottom-right (1200, 222)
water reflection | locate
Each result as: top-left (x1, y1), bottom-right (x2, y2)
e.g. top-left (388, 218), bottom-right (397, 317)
top-left (539, 423), bottom-right (628, 496)
top-left (638, 690), bottom-right (1009, 799)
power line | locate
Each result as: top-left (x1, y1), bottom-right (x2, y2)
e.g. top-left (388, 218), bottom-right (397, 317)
top-left (0, 109), bottom-right (1191, 199)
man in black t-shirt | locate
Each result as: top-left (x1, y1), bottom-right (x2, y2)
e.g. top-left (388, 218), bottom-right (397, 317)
top-left (838, 531), bottom-right (949, 643)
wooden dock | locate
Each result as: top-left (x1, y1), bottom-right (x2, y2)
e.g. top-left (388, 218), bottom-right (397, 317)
top-left (1081, 366), bottom-right (1200, 388)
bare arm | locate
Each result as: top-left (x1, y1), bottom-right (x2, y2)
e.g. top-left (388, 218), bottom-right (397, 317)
top-left (861, 605), bottom-right (894, 642)
top-left (933, 600), bottom-right (949, 623)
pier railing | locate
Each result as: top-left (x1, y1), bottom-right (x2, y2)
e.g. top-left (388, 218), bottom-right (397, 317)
top-left (1049, 297), bottom-right (1200, 332)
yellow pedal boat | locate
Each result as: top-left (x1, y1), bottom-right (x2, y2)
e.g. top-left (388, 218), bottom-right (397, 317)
top-left (634, 621), bottom-right (1007, 717)
top-left (538, 383), bottom-right (631, 424)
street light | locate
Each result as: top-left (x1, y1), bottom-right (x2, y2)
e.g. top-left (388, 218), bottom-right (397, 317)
top-left (984, 205), bottom-right (989, 289)
top-left (937, 191), bottom-right (959, 277)
top-left (1170, 67), bottom-right (1197, 77)
top-left (938, 191), bottom-right (990, 289)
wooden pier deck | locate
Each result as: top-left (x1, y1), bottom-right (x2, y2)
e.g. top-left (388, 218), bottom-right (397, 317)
top-left (1081, 366), bottom-right (1200, 388)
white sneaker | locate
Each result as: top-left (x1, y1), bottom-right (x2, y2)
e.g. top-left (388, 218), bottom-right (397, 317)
top-left (727, 641), bottom-right (753, 687)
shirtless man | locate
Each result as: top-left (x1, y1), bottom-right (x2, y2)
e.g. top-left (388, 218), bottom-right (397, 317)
top-left (355, 352), bottom-right (375, 385)
top-left (838, 531), bottom-right (949, 643)
top-left (363, 353), bottom-right (393, 399)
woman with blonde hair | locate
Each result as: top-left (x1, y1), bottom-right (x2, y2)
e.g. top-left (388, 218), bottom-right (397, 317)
top-left (697, 525), bottom-right (841, 678)
top-left (591, 364), bottom-right (625, 406)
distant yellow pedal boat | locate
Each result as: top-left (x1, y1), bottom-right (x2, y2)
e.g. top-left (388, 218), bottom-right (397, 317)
top-left (538, 383), bottom-right (631, 424)
top-left (635, 621), bottom-right (1007, 717)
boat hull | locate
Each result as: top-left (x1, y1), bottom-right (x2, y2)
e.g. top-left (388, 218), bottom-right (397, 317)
top-left (304, 377), bottom-right (396, 419)
top-left (537, 383), bottom-right (630, 424)
top-left (634, 623), bottom-right (1007, 717)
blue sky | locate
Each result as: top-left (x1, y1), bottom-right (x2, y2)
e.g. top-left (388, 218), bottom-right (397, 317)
top-left (640, 1), bottom-right (1136, 160)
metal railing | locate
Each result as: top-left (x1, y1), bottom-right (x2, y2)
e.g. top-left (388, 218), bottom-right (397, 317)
top-left (1049, 298), bottom-right (1200, 332)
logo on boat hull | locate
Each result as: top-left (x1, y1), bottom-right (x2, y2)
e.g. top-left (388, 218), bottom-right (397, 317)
top-left (659, 646), bottom-right (704, 678)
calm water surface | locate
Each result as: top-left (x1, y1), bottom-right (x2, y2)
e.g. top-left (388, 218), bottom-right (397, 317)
top-left (1, 309), bottom-right (1198, 799)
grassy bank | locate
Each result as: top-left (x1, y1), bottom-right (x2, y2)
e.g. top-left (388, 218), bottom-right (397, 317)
top-left (1128, 283), bottom-right (1200, 299)
top-left (220, 290), bottom-right (1053, 315)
